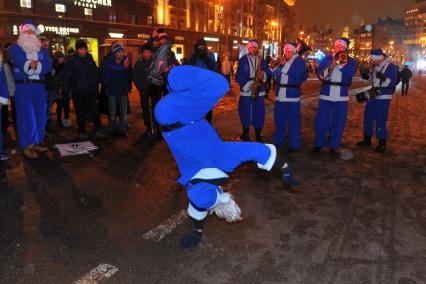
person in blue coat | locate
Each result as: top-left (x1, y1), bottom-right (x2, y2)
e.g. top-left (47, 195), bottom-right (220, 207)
top-left (9, 20), bottom-right (52, 159)
top-left (272, 43), bottom-right (308, 152)
top-left (313, 37), bottom-right (357, 156)
top-left (235, 40), bottom-right (272, 142)
top-left (357, 49), bottom-right (398, 153)
top-left (155, 65), bottom-right (299, 248)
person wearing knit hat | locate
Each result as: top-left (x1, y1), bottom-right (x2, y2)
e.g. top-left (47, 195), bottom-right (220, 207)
top-left (8, 20), bottom-right (53, 159)
top-left (235, 39), bottom-right (271, 142)
top-left (356, 48), bottom-right (399, 153)
top-left (271, 42), bottom-right (308, 152)
top-left (101, 42), bottom-right (131, 137)
top-left (313, 36), bottom-right (357, 157)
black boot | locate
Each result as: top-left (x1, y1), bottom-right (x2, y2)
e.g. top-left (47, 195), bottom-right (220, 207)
top-left (273, 155), bottom-right (300, 186)
top-left (240, 127), bottom-right (250, 141)
top-left (255, 128), bottom-right (264, 142)
top-left (356, 136), bottom-right (372, 147)
top-left (375, 139), bottom-right (386, 153)
top-left (145, 125), bottom-right (154, 136)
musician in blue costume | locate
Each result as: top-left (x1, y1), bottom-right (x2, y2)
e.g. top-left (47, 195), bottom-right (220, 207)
top-left (155, 65), bottom-right (299, 248)
top-left (313, 37), bottom-right (357, 156)
top-left (235, 40), bottom-right (271, 142)
top-left (356, 49), bottom-right (398, 153)
top-left (272, 43), bottom-right (308, 152)
top-left (9, 20), bottom-right (52, 159)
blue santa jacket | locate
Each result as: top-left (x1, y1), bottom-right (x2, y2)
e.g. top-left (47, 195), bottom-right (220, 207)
top-left (369, 59), bottom-right (398, 99)
top-left (272, 55), bottom-right (307, 102)
top-left (235, 54), bottom-right (271, 96)
top-left (155, 66), bottom-right (273, 185)
top-left (9, 44), bottom-right (52, 81)
top-left (0, 65), bottom-right (9, 105)
top-left (317, 55), bottom-right (357, 101)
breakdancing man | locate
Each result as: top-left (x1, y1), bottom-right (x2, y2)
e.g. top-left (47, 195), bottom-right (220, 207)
top-left (357, 49), bottom-right (398, 153)
top-left (313, 37), bottom-right (357, 157)
top-left (235, 40), bottom-right (272, 142)
top-left (154, 65), bottom-right (300, 248)
top-left (272, 42), bottom-right (308, 152)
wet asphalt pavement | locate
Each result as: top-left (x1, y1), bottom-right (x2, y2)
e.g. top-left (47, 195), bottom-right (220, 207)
top-left (1, 75), bottom-right (426, 284)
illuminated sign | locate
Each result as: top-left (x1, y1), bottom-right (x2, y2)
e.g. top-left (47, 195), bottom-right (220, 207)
top-left (137, 33), bottom-right (150, 39)
top-left (74, 0), bottom-right (112, 9)
top-left (109, 32), bottom-right (123, 39)
top-left (204, 37), bottom-right (219, 42)
top-left (175, 35), bottom-right (185, 41)
top-left (12, 24), bottom-right (80, 36)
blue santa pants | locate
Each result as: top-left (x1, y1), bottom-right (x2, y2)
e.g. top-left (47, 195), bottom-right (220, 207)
top-left (238, 96), bottom-right (265, 128)
top-left (273, 101), bottom-right (301, 150)
top-left (186, 141), bottom-right (272, 211)
top-left (14, 84), bottom-right (48, 149)
top-left (314, 100), bottom-right (348, 150)
top-left (363, 99), bottom-right (391, 139)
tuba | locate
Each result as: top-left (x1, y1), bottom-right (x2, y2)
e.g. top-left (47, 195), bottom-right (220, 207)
top-left (296, 38), bottom-right (312, 58)
top-left (249, 53), bottom-right (265, 100)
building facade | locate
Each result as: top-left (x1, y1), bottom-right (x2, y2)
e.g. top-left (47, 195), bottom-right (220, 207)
top-left (404, 0), bottom-right (426, 62)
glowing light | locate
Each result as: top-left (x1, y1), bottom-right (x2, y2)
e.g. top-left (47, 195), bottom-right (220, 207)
top-left (109, 33), bottom-right (123, 39)
top-left (315, 49), bottom-right (326, 61)
top-left (417, 58), bottom-right (426, 69)
top-left (204, 37), bottom-right (219, 42)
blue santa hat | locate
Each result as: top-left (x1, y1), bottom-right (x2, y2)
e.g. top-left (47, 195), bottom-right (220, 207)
top-left (370, 48), bottom-right (385, 61)
top-left (247, 39), bottom-right (258, 49)
top-left (335, 37), bottom-right (350, 50)
top-left (284, 42), bottom-right (297, 53)
top-left (19, 19), bottom-right (40, 35)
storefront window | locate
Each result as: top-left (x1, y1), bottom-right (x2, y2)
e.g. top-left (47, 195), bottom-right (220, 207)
top-left (84, 8), bottom-right (93, 19)
top-left (67, 38), bottom-right (99, 66)
top-left (130, 13), bottom-right (137, 25)
top-left (147, 16), bottom-right (153, 26)
top-left (20, 0), bottom-right (32, 8)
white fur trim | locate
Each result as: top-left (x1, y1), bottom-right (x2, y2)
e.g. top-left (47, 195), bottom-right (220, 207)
top-left (187, 203), bottom-right (208, 220)
top-left (20, 24), bottom-right (38, 35)
top-left (0, 97), bottom-right (8, 105)
top-left (319, 95), bottom-right (349, 102)
top-left (377, 94), bottom-right (392, 100)
top-left (284, 44), bottom-right (297, 53)
top-left (191, 168), bottom-right (229, 181)
top-left (24, 60), bottom-right (35, 75)
top-left (335, 39), bottom-right (348, 49)
top-left (257, 143), bottom-right (277, 171)
top-left (33, 61), bottom-right (42, 75)
top-left (370, 55), bottom-right (384, 61)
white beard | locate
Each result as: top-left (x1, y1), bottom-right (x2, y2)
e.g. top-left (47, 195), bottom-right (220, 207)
top-left (17, 33), bottom-right (41, 60)
top-left (209, 192), bottom-right (242, 223)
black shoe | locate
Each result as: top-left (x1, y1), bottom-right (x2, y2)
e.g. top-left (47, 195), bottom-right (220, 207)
top-left (119, 131), bottom-right (129, 138)
top-left (311, 147), bottom-right (321, 153)
top-left (255, 128), bottom-right (264, 143)
top-left (240, 127), bottom-right (250, 141)
top-left (179, 230), bottom-right (203, 248)
top-left (289, 148), bottom-right (299, 153)
top-left (145, 127), bottom-right (154, 136)
top-left (375, 139), bottom-right (386, 153)
top-left (356, 136), bottom-right (372, 147)
top-left (329, 148), bottom-right (340, 158)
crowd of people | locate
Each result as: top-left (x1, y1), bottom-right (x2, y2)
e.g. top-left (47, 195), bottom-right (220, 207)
top-left (0, 19), bottom-right (414, 247)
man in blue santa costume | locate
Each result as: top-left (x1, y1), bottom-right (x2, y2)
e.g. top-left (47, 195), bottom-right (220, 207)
top-left (357, 49), bottom-right (398, 153)
top-left (9, 20), bottom-right (52, 159)
top-left (155, 65), bottom-right (299, 248)
top-left (235, 40), bottom-right (271, 142)
top-left (272, 42), bottom-right (308, 152)
top-left (313, 37), bottom-right (357, 157)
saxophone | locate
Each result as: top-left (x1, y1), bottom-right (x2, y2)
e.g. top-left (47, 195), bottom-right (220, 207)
top-left (249, 54), bottom-right (265, 100)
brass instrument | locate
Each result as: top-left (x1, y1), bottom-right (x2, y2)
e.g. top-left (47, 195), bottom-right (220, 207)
top-left (335, 51), bottom-right (348, 65)
top-left (249, 53), bottom-right (265, 100)
top-left (296, 38), bottom-right (312, 58)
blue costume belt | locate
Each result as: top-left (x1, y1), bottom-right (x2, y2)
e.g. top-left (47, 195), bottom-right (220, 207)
top-left (15, 79), bottom-right (44, 84)
top-left (279, 83), bottom-right (300, 89)
top-left (322, 81), bottom-right (350, 87)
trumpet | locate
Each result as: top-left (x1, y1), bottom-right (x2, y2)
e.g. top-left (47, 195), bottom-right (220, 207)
top-left (335, 51), bottom-right (348, 65)
top-left (249, 53), bottom-right (265, 100)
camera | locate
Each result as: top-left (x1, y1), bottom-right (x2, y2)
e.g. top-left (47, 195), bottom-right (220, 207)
top-left (355, 88), bottom-right (380, 103)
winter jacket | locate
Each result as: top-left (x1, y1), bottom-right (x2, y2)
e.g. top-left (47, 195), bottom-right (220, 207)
top-left (100, 54), bottom-right (131, 97)
top-left (133, 56), bottom-right (153, 92)
top-left (63, 53), bottom-right (99, 93)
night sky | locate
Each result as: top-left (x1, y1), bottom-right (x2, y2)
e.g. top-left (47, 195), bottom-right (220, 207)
top-left (295, 0), bottom-right (415, 34)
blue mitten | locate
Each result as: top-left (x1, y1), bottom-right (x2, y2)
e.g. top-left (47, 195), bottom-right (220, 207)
top-left (179, 230), bottom-right (202, 248)
top-left (281, 167), bottom-right (300, 186)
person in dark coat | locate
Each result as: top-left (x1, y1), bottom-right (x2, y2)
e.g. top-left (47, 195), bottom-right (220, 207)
top-left (101, 43), bottom-right (131, 137)
top-left (187, 38), bottom-right (219, 123)
top-left (133, 44), bottom-right (161, 136)
top-left (63, 39), bottom-right (104, 140)
top-left (399, 65), bottom-right (412, 96)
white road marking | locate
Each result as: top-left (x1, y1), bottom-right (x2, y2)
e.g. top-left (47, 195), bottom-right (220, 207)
top-left (73, 264), bottom-right (118, 284)
top-left (143, 210), bottom-right (187, 242)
